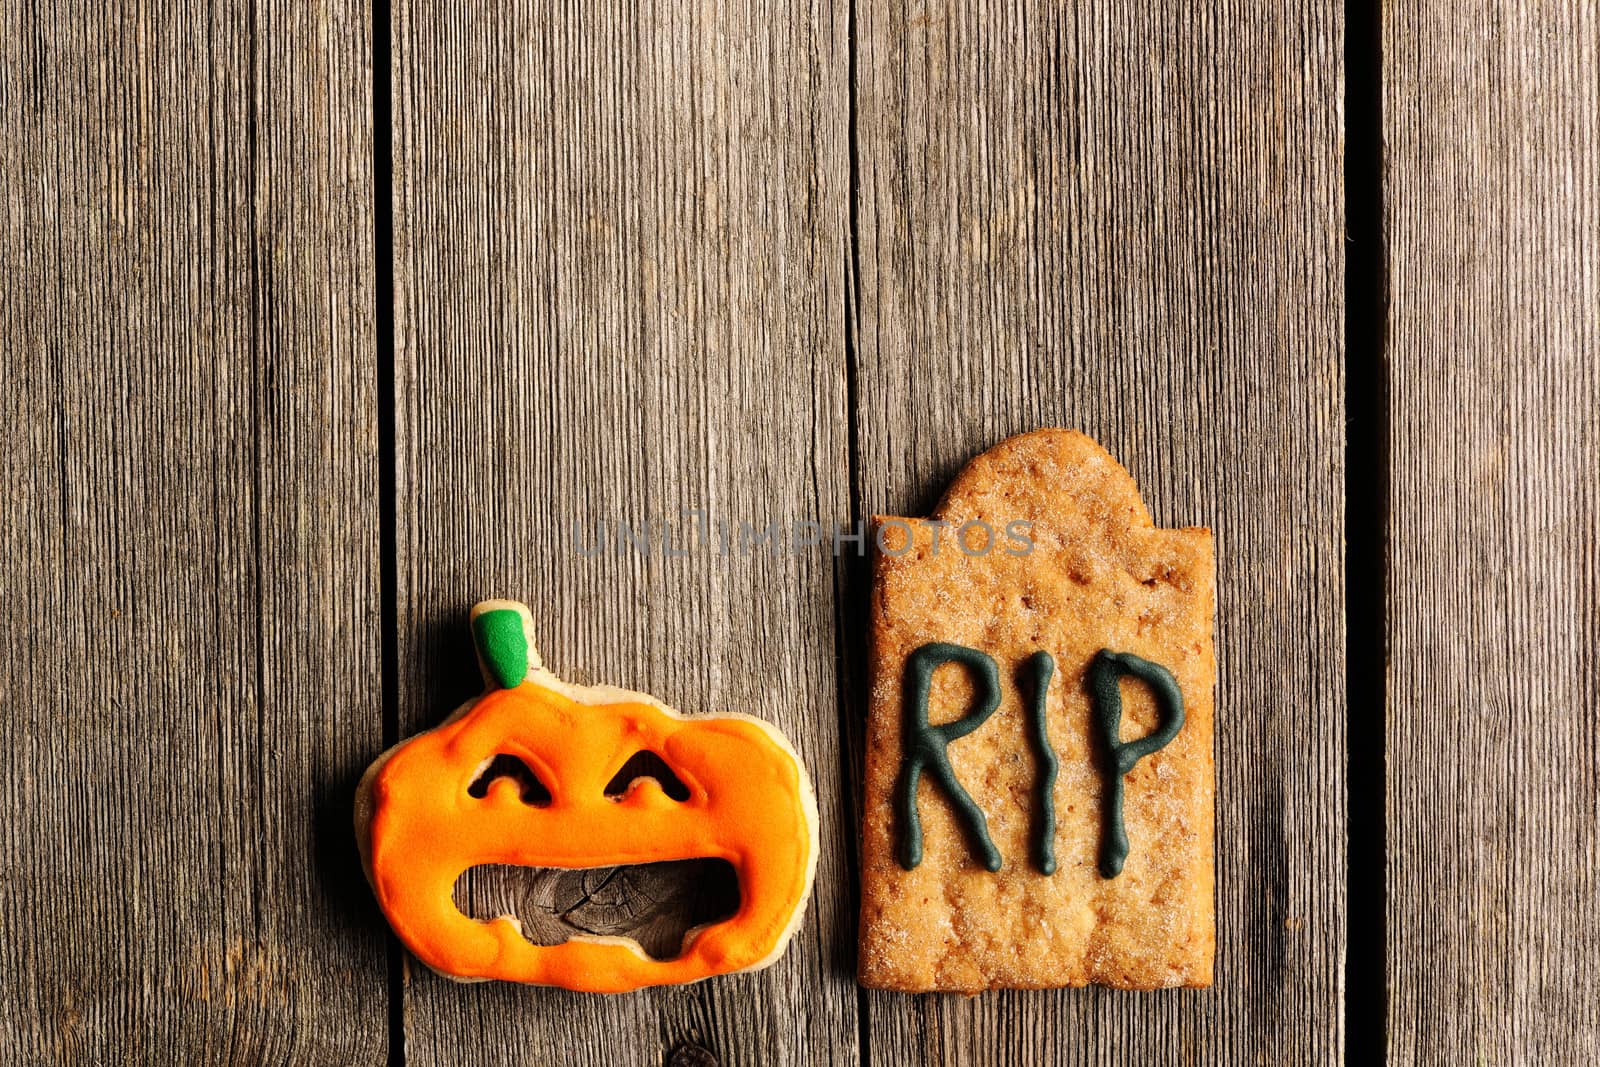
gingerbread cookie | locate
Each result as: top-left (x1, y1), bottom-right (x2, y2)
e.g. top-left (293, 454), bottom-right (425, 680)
top-left (355, 600), bottom-right (819, 992)
top-left (857, 430), bottom-right (1215, 991)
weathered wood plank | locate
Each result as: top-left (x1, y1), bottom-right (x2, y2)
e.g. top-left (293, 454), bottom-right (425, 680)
top-left (389, 1), bottom-right (854, 1064)
top-left (0, 2), bottom-right (385, 1062)
top-left (850, 1), bottom-right (1345, 1062)
top-left (1385, 5), bottom-right (1600, 1060)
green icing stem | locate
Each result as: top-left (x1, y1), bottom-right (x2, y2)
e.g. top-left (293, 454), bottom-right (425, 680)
top-left (472, 609), bottom-right (529, 689)
top-left (897, 642), bottom-right (1003, 872)
top-left (1023, 650), bottom-right (1059, 875)
top-left (1089, 649), bottom-right (1186, 879)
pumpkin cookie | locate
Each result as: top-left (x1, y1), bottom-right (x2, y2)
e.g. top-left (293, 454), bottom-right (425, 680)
top-left (857, 430), bottom-right (1216, 992)
top-left (355, 600), bottom-right (819, 992)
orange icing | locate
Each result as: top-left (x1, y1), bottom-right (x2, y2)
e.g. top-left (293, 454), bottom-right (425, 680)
top-left (367, 680), bottom-right (813, 992)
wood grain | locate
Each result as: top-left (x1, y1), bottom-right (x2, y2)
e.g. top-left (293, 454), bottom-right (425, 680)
top-left (850, 1), bottom-right (1345, 1062)
top-left (1385, 4), bottom-right (1600, 1060)
top-left (389, 1), bottom-right (855, 1064)
top-left (0, 1), bottom-right (385, 1063)
top-left (26, 0), bottom-right (1600, 1059)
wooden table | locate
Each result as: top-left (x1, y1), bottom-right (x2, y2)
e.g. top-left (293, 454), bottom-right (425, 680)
top-left (3, 1), bottom-right (1596, 1063)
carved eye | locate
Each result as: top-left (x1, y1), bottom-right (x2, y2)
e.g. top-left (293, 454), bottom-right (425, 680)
top-left (468, 754), bottom-right (552, 806)
top-left (604, 751), bottom-right (690, 802)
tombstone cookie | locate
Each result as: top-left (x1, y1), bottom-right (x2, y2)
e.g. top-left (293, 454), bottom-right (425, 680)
top-left (857, 429), bottom-right (1216, 991)
top-left (355, 600), bottom-right (819, 992)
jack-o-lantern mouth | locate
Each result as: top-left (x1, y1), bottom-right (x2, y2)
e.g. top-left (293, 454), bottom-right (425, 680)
top-left (452, 857), bottom-right (741, 962)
